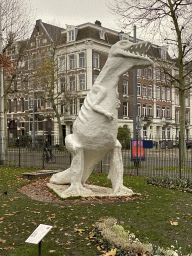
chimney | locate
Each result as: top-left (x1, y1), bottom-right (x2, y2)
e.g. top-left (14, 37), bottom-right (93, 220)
top-left (95, 20), bottom-right (102, 27)
top-left (36, 19), bottom-right (42, 32)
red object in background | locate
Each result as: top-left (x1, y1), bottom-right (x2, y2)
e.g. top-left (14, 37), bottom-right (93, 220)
top-left (131, 140), bottom-right (145, 161)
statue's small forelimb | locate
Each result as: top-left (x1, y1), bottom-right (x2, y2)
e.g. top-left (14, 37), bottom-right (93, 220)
top-left (90, 85), bottom-right (114, 121)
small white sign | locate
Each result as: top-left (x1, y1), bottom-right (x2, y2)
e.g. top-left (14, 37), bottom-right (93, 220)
top-left (25, 224), bottom-right (53, 244)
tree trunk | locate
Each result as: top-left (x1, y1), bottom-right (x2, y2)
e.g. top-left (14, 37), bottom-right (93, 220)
top-left (52, 101), bottom-right (65, 151)
top-left (179, 87), bottom-right (185, 171)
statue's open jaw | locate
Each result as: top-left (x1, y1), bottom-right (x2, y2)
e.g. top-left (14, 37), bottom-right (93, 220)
top-left (110, 40), bottom-right (153, 68)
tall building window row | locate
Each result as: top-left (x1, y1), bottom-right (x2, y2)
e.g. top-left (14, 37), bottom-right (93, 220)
top-left (156, 105), bottom-right (172, 119)
top-left (137, 67), bottom-right (152, 79)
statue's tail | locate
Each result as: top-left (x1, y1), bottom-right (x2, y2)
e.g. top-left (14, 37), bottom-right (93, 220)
top-left (50, 168), bottom-right (71, 184)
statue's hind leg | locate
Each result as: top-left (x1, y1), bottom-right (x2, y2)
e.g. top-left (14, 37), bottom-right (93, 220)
top-left (108, 140), bottom-right (133, 196)
top-left (50, 134), bottom-right (93, 197)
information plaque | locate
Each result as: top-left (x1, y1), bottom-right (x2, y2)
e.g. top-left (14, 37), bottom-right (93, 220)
top-left (25, 224), bottom-right (53, 244)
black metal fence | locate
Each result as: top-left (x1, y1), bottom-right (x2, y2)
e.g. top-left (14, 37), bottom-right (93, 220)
top-left (2, 136), bottom-right (192, 179)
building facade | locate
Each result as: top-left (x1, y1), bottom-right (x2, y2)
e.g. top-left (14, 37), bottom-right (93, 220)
top-left (5, 19), bottom-right (192, 143)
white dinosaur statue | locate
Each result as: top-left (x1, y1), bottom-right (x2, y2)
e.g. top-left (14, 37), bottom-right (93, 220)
top-left (50, 40), bottom-right (153, 197)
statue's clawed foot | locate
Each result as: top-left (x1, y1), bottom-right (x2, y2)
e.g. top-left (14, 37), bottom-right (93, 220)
top-left (61, 183), bottom-right (94, 198)
top-left (112, 185), bottom-right (133, 196)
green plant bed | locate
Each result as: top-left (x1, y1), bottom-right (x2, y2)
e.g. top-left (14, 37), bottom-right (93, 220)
top-left (146, 175), bottom-right (192, 192)
top-left (93, 217), bottom-right (187, 256)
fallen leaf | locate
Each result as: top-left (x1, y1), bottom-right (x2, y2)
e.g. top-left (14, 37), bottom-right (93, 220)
top-left (0, 238), bottom-right (6, 243)
top-left (64, 233), bottom-right (71, 236)
top-left (170, 221), bottom-right (178, 226)
top-left (102, 248), bottom-right (117, 256)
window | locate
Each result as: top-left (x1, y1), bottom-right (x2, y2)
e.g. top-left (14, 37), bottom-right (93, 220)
top-left (143, 85), bottom-right (147, 97)
top-left (28, 79), bottom-right (33, 89)
top-left (60, 77), bottom-right (65, 92)
top-left (175, 110), bottom-right (179, 122)
top-left (143, 104), bottom-right (147, 117)
top-left (156, 106), bottom-right (161, 118)
top-left (185, 96), bottom-right (189, 107)
top-left (143, 126), bottom-right (147, 138)
top-left (68, 30), bottom-right (75, 41)
top-left (28, 56), bottom-right (33, 70)
top-left (93, 52), bottom-right (99, 68)
top-left (21, 98), bottom-right (24, 112)
top-left (29, 96), bottom-right (33, 109)
top-left (162, 106), bottom-right (166, 118)
top-left (79, 74), bottom-right (85, 90)
top-left (70, 99), bottom-right (77, 115)
top-left (137, 103), bottom-right (141, 116)
top-left (80, 98), bottom-right (84, 109)
top-left (143, 68), bottom-right (147, 78)
top-left (36, 36), bottom-right (41, 47)
top-left (37, 118), bottom-right (43, 131)
top-left (167, 107), bottom-right (171, 119)
top-left (14, 99), bottom-right (17, 113)
top-left (37, 98), bottom-right (42, 110)
top-left (70, 76), bottom-right (75, 91)
top-left (79, 53), bottom-right (85, 68)
top-left (186, 111), bottom-right (189, 123)
top-left (29, 118), bottom-right (33, 131)
top-left (167, 128), bottom-right (171, 139)
top-left (8, 99), bottom-right (11, 113)
top-left (161, 71), bottom-right (165, 82)
top-left (46, 101), bottom-right (52, 108)
top-left (69, 55), bottom-right (75, 69)
top-left (162, 127), bottom-right (166, 139)
top-left (137, 83), bottom-right (141, 96)
top-left (99, 30), bottom-right (105, 40)
top-left (148, 85), bottom-right (152, 98)
top-left (123, 80), bottom-right (128, 95)
top-left (148, 105), bottom-right (152, 116)
top-left (123, 102), bottom-right (128, 116)
top-left (156, 86), bottom-right (160, 99)
top-left (167, 88), bottom-right (171, 101)
top-left (175, 93), bottom-right (179, 105)
top-left (59, 56), bottom-right (65, 70)
top-left (148, 67), bottom-right (152, 79)
top-left (156, 68), bottom-right (160, 80)
top-left (161, 87), bottom-right (165, 100)
top-left (137, 69), bottom-right (141, 77)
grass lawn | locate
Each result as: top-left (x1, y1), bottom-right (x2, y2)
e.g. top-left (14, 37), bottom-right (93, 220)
top-left (0, 167), bottom-right (192, 255)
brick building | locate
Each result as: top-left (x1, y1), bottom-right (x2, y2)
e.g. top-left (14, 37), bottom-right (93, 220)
top-left (5, 19), bottom-right (192, 143)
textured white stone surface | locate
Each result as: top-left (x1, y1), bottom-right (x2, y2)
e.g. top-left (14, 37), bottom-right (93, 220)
top-left (50, 40), bottom-right (153, 197)
top-left (47, 183), bottom-right (136, 198)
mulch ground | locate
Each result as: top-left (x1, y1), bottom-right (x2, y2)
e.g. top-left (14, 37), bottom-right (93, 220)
top-left (18, 177), bottom-right (139, 204)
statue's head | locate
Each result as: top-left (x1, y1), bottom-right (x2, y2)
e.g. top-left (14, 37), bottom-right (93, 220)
top-left (109, 40), bottom-right (153, 69)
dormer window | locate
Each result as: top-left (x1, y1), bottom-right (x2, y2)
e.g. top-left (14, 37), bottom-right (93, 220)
top-left (119, 32), bottom-right (129, 41)
top-left (69, 30), bottom-right (75, 41)
top-left (99, 30), bottom-right (105, 40)
top-left (66, 26), bottom-right (78, 42)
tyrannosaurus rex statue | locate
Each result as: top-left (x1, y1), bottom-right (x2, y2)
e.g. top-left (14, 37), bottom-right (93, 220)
top-left (50, 40), bottom-right (153, 197)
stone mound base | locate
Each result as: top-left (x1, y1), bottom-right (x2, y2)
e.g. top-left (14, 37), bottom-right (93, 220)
top-left (47, 183), bottom-right (139, 198)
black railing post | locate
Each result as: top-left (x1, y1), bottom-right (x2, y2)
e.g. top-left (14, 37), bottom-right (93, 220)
top-left (18, 136), bottom-right (21, 167)
top-left (179, 132), bottom-right (181, 179)
top-left (42, 134), bottom-right (45, 169)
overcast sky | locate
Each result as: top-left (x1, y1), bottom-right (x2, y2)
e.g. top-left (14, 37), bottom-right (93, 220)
top-left (30, 0), bottom-right (124, 32)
